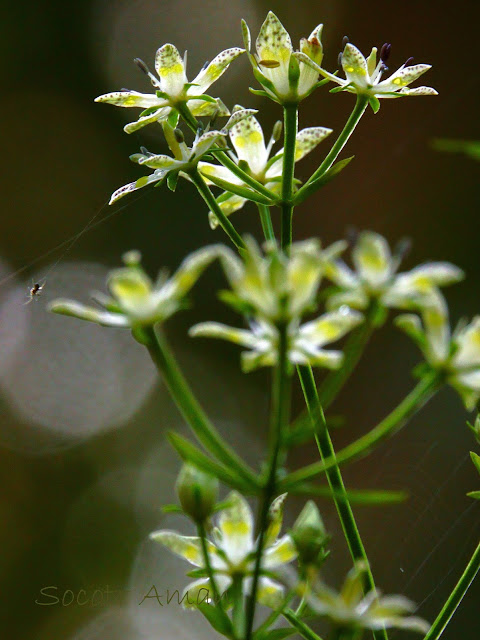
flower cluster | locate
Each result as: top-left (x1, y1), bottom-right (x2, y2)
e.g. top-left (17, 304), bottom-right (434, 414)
top-left (190, 238), bottom-right (363, 372)
top-left (151, 492), bottom-right (296, 608)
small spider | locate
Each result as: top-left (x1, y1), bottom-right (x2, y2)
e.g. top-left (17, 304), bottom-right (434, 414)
top-left (25, 281), bottom-right (45, 304)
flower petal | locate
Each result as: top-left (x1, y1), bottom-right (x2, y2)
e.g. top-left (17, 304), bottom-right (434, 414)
top-left (216, 491), bottom-right (254, 566)
top-left (48, 300), bottom-right (129, 327)
top-left (255, 12), bottom-right (292, 98)
top-left (264, 493), bottom-right (287, 547)
top-left (263, 534), bottom-right (297, 568)
top-left (192, 130), bottom-right (226, 158)
top-left (189, 48), bottom-right (245, 94)
top-left (189, 322), bottom-right (260, 349)
top-left (137, 154), bottom-right (180, 170)
top-left (299, 308), bottom-right (363, 347)
top-left (108, 173), bottom-right (164, 204)
top-left (155, 43), bottom-right (187, 97)
top-left (342, 43), bottom-right (369, 87)
top-left (124, 107), bottom-right (171, 133)
top-left (266, 127), bottom-right (332, 178)
top-left (229, 114), bottom-right (268, 175)
top-left (169, 245), bottom-right (222, 297)
top-left (189, 97), bottom-right (230, 117)
top-left (256, 577), bottom-right (285, 609)
top-left (353, 232), bottom-right (393, 290)
top-left (150, 530), bottom-right (214, 567)
top-left (452, 317), bottom-right (480, 370)
top-left (422, 292), bottom-right (451, 364)
top-left (378, 64), bottom-right (432, 93)
top-left (94, 91), bottom-right (164, 108)
top-left (398, 86), bottom-right (438, 96)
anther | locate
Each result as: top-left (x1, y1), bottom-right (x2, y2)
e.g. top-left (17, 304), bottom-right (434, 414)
top-left (346, 226), bottom-right (359, 247)
top-left (121, 88), bottom-right (132, 92)
top-left (338, 52), bottom-right (343, 67)
top-left (394, 237), bottom-right (412, 262)
top-left (201, 60), bottom-right (210, 71)
top-left (380, 43), bottom-right (392, 63)
top-left (404, 57), bottom-right (414, 67)
top-left (134, 58), bottom-right (150, 75)
top-left (342, 36), bottom-right (349, 48)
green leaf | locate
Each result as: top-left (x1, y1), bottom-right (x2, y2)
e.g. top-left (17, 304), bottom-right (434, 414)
top-left (161, 504), bottom-right (183, 514)
top-left (187, 94), bottom-right (218, 104)
top-left (293, 156), bottom-right (355, 205)
top-left (292, 483), bottom-right (408, 505)
top-left (467, 490), bottom-right (480, 500)
top-left (200, 171), bottom-right (276, 205)
top-left (369, 96), bottom-right (381, 114)
top-left (186, 568), bottom-right (208, 578)
top-left (471, 451), bottom-right (480, 475)
top-left (197, 601), bottom-right (233, 637)
top-left (167, 431), bottom-right (256, 493)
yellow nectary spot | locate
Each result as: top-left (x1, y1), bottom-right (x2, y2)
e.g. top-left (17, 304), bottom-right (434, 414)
top-left (184, 545), bottom-right (200, 562)
top-left (235, 130), bottom-right (263, 149)
top-left (223, 520), bottom-right (250, 537)
top-left (413, 275), bottom-right (431, 289)
top-left (161, 62), bottom-right (184, 76)
top-left (362, 252), bottom-right (386, 271)
top-left (393, 77), bottom-right (405, 86)
top-left (346, 66), bottom-right (355, 73)
top-left (124, 96), bottom-right (139, 106)
top-left (319, 322), bottom-right (340, 340)
top-left (471, 330), bottom-right (480, 346)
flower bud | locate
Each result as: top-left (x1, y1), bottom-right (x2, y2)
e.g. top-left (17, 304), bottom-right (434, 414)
top-left (272, 120), bottom-right (283, 142)
top-left (176, 463), bottom-right (219, 522)
top-left (291, 501), bottom-right (329, 566)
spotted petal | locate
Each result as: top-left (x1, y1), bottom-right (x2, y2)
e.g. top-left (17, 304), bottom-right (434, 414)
top-left (398, 86), bottom-right (438, 96)
top-left (108, 173), bottom-right (164, 204)
top-left (189, 48), bottom-right (245, 94)
top-left (94, 90), bottom-right (165, 109)
top-left (124, 107), bottom-right (171, 134)
top-left (378, 64), bottom-right (432, 93)
top-left (182, 575), bottom-right (232, 609)
top-left (266, 127), bottom-right (332, 177)
top-left (342, 44), bottom-right (369, 87)
top-left (155, 43), bottom-right (187, 97)
top-left (255, 12), bottom-right (292, 98)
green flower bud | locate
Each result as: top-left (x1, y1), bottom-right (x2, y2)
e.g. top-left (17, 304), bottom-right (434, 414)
top-left (291, 501), bottom-right (329, 566)
top-left (176, 463), bottom-right (219, 522)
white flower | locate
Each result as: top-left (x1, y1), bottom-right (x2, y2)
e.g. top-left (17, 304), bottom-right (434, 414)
top-left (319, 43), bottom-right (437, 103)
top-left (396, 292), bottom-right (480, 410)
top-left (151, 492), bottom-right (296, 608)
top-left (324, 231), bottom-right (463, 312)
top-left (190, 307), bottom-right (363, 373)
top-left (215, 236), bottom-right (345, 322)
top-left (95, 44), bottom-right (244, 133)
top-left (48, 247), bottom-right (220, 328)
top-left (243, 12), bottom-right (325, 103)
top-left (199, 109), bottom-right (331, 226)
top-left (307, 562), bottom-right (429, 634)
top-left (108, 109), bottom-right (256, 204)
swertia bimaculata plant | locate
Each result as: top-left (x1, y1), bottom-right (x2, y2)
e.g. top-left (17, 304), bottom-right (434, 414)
top-left (49, 11), bottom-right (480, 640)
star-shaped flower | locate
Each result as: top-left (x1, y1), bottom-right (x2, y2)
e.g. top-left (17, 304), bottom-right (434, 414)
top-left (108, 109), bottom-right (256, 204)
top-left (95, 44), bottom-right (244, 133)
top-left (324, 231), bottom-right (463, 313)
top-left (151, 492), bottom-right (296, 608)
top-left (319, 42), bottom-right (437, 108)
top-left (190, 307), bottom-right (363, 373)
top-left (199, 109), bottom-right (331, 226)
top-left (243, 12), bottom-right (325, 103)
top-left (307, 562), bottom-right (429, 634)
top-left (396, 292), bottom-right (480, 409)
top-left (48, 247), bottom-right (220, 329)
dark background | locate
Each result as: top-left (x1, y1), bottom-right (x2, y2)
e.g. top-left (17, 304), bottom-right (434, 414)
top-left (0, 1), bottom-right (479, 638)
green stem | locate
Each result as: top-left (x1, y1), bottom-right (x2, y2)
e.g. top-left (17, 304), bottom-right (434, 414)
top-left (245, 324), bottom-right (291, 640)
top-left (232, 576), bottom-right (246, 638)
top-left (197, 520), bottom-right (221, 606)
top-left (297, 365), bottom-right (388, 640)
top-left (257, 203), bottom-right (275, 242)
top-left (423, 539), bottom-right (480, 640)
top-left (283, 609), bottom-right (325, 640)
top-left (288, 303), bottom-right (378, 445)
top-left (141, 326), bottom-right (258, 490)
top-left (254, 590), bottom-right (296, 637)
top-left (295, 94), bottom-right (368, 203)
top-left (190, 170), bottom-right (246, 251)
top-left (282, 371), bottom-right (441, 490)
top-left (281, 104), bottom-right (298, 253)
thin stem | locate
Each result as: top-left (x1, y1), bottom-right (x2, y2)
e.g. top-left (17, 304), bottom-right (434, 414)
top-left (295, 94), bottom-right (368, 203)
top-left (197, 521), bottom-right (221, 606)
top-left (190, 170), bottom-right (246, 251)
top-left (288, 304), bottom-right (378, 446)
top-left (423, 539), bottom-right (480, 640)
top-left (297, 365), bottom-right (388, 640)
top-left (282, 371), bottom-right (441, 490)
top-left (245, 323), bottom-right (291, 640)
top-left (257, 203), bottom-right (275, 242)
top-left (141, 326), bottom-right (258, 490)
top-left (281, 104), bottom-right (298, 253)
top-left (283, 609), bottom-right (325, 640)
top-left (231, 576), bottom-right (245, 638)
top-left (254, 590), bottom-right (296, 637)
